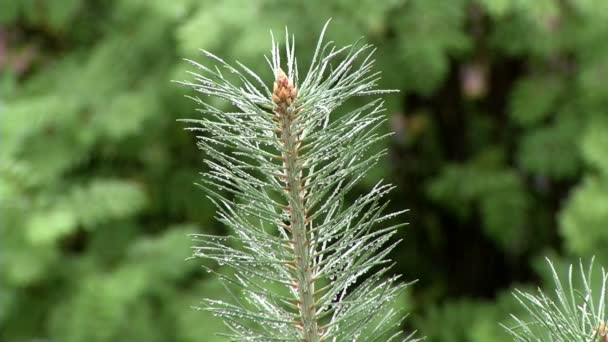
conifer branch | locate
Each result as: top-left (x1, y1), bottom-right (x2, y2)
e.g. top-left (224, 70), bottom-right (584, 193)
top-left (180, 21), bottom-right (418, 341)
top-left (272, 68), bottom-right (321, 341)
top-left (504, 257), bottom-right (608, 341)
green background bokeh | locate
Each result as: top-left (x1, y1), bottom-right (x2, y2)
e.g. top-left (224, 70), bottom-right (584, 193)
top-left (2, 0), bottom-right (608, 341)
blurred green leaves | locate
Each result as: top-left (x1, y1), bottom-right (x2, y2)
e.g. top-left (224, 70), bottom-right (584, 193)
top-left (2, 0), bottom-right (608, 341)
top-left (560, 177), bottom-right (608, 259)
top-left (509, 76), bottom-right (563, 127)
top-left (26, 179), bottom-right (147, 245)
top-left (394, 0), bottom-right (469, 94)
top-left (516, 113), bottom-right (581, 179)
top-left (581, 114), bottom-right (608, 176)
top-left (428, 149), bottom-right (530, 252)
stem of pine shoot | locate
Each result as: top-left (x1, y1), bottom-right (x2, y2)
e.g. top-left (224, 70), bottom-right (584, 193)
top-left (274, 69), bottom-right (320, 342)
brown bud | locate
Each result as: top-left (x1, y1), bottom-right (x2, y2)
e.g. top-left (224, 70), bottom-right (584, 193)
top-left (272, 68), bottom-right (297, 107)
top-left (598, 320), bottom-right (608, 342)
top-left (279, 88), bottom-right (289, 101)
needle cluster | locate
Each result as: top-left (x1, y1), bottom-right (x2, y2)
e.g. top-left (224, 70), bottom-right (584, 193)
top-left (504, 258), bottom-right (608, 342)
top-left (179, 21), bottom-right (417, 341)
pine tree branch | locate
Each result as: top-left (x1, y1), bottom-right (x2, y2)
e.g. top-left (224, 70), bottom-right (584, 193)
top-left (180, 20), bottom-right (418, 341)
top-left (504, 257), bottom-right (608, 341)
top-left (272, 68), bottom-right (321, 340)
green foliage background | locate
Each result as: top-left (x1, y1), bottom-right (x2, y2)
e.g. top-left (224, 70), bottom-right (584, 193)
top-left (2, 0), bottom-right (608, 341)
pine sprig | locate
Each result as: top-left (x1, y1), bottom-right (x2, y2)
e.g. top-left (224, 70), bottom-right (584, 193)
top-left (179, 21), bottom-right (417, 341)
top-left (503, 257), bottom-right (608, 342)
